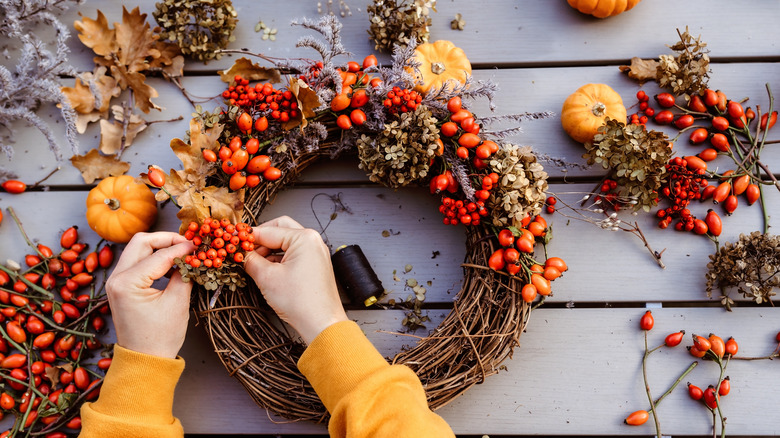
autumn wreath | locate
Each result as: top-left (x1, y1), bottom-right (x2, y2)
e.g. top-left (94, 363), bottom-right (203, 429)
top-left (150, 16), bottom-right (564, 421)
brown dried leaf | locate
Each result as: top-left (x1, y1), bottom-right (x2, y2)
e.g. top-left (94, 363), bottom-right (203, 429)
top-left (115, 6), bottom-right (157, 73)
top-left (170, 118), bottom-right (223, 180)
top-left (219, 57), bottom-right (281, 84)
top-left (149, 40), bottom-right (184, 77)
top-left (76, 112), bottom-right (104, 133)
top-left (174, 186), bottom-right (244, 233)
top-left (70, 149), bottom-right (131, 184)
top-left (619, 57), bottom-right (660, 83)
top-left (99, 114), bottom-right (147, 155)
top-left (121, 68), bottom-right (160, 113)
top-left (44, 365), bottom-right (60, 388)
top-left (62, 67), bottom-right (122, 132)
top-left (74, 10), bottom-right (118, 57)
top-left (283, 78), bottom-right (320, 130)
top-left (84, 67), bottom-right (122, 113)
top-left (154, 169), bottom-right (189, 202)
top-left (61, 78), bottom-right (96, 114)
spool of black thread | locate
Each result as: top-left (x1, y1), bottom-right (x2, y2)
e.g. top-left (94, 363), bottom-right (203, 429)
top-left (331, 245), bottom-right (384, 307)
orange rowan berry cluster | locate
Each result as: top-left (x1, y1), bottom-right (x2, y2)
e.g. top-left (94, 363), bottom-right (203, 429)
top-left (432, 170), bottom-right (495, 226)
top-left (222, 75), bottom-right (300, 121)
top-left (182, 218), bottom-right (255, 268)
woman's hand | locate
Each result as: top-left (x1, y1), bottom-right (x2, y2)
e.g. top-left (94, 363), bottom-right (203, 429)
top-left (106, 232), bottom-right (196, 359)
top-left (243, 216), bottom-right (348, 344)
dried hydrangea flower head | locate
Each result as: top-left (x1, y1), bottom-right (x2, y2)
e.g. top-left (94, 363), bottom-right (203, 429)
top-left (706, 231), bottom-right (780, 310)
top-left (153, 0), bottom-right (238, 62)
top-left (487, 144), bottom-right (549, 227)
top-left (356, 105), bottom-right (440, 188)
top-left (583, 119), bottom-right (672, 212)
top-left (657, 28), bottom-right (710, 96)
top-left (367, 0), bottom-right (436, 52)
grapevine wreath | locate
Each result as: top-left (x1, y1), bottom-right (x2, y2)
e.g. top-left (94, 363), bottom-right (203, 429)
top-left (150, 16), bottom-right (565, 421)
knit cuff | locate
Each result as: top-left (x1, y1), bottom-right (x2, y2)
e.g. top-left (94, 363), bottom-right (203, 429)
top-left (297, 320), bottom-right (389, 412)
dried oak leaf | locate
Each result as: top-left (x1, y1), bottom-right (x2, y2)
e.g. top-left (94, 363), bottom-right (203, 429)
top-left (99, 108), bottom-right (148, 154)
top-left (175, 186), bottom-right (244, 233)
top-left (219, 57), bottom-right (281, 84)
top-left (76, 112), bottom-right (104, 134)
top-left (74, 10), bottom-right (118, 57)
top-left (283, 78), bottom-right (320, 130)
top-left (110, 66), bottom-right (160, 113)
top-left (619, 57), bottom-right (660, 83)
top-left (70, 149), bottom-right (131, 184)
top-left (62, 67), bottom-right (122, 133)
top-left (149, 42), bottom-right (185, 78)
top-left (170, 117), bottom-right (223, 181)
top-left (115, 6), bottom-right (158, 74)
top-left (61, 78), bottom-right (97, 114)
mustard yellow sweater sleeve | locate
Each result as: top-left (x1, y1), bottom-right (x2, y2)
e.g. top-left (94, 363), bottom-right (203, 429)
top-left (79, 345), bottom-right (185, 438)
top-left (298, 320), bottom-right (454, 438)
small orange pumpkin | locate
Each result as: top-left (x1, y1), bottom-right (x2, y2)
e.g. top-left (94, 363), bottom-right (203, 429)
top-left (410, 40), bottom-right (471, 95)
top-left (567, 0), bottom-right (642, 18)
top-left (561, 83), bottom-right (627, 144)
top-left (86, 175), bottom-right (158, 243)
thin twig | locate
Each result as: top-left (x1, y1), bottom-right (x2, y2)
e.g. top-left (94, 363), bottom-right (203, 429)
top-left (28, 167), bottom-right (61, 189)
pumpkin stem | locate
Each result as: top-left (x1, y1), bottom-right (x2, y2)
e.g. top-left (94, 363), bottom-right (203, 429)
top-left (105, 198), bottom-right (121, 210)
top-left (591, 102), bottom-right (607, 117)
top-left (431, 62), bottom-right (446, 75)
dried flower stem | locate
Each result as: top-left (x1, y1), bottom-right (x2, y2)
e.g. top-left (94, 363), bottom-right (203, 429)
top-left (553, 194), bottom-right (666, 268)
top-left (28, 166), bottom-right (61, 190)
top-left (643, 331), bottom-right (662, 438)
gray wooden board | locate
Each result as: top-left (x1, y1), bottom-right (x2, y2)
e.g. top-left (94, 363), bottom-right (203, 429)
top-left (4, 64), bottom-right (780, 184)
top-left (56, 0), bottom-right (780, 72)
top-left (174, 307), bottom-right (780, 435)
top-left (1, 185), bottom-right (776, 306)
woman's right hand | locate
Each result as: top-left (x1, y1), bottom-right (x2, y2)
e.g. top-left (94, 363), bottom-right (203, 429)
top-left (243, 216), bottom-right (348, 344)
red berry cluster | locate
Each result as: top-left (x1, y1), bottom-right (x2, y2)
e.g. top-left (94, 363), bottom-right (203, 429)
top-left (438, 197), bottom-right (489, 226)
top-left (656, 157), bottom-right (708, 230)
top-left (221, 75), bottom-right (300, 122)
top-left (382, 86), bottom-right (422, 114)
top-left (182, 218), bottom-right (255, 268)
top-left (441, 97), bottom-right (503, 167)
top-left (206, 130), bottom-right (282, 191)
top-left (433, 171), bottom-right (496, 226)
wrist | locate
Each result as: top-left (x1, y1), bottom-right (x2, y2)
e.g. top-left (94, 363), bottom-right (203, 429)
top-left (297, 311), bottom-right (349, 345)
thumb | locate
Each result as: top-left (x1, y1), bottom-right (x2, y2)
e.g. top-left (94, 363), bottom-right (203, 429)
top-left (133, 241), bottom-right (196, 283)
top-left (164, 271), bottom-right (193, 303)
top-left (243, 249), bottom-right (278, 284)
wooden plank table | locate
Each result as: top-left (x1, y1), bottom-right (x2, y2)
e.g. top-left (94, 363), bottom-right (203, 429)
top-left (2, 0), bottom-right (779, 436)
